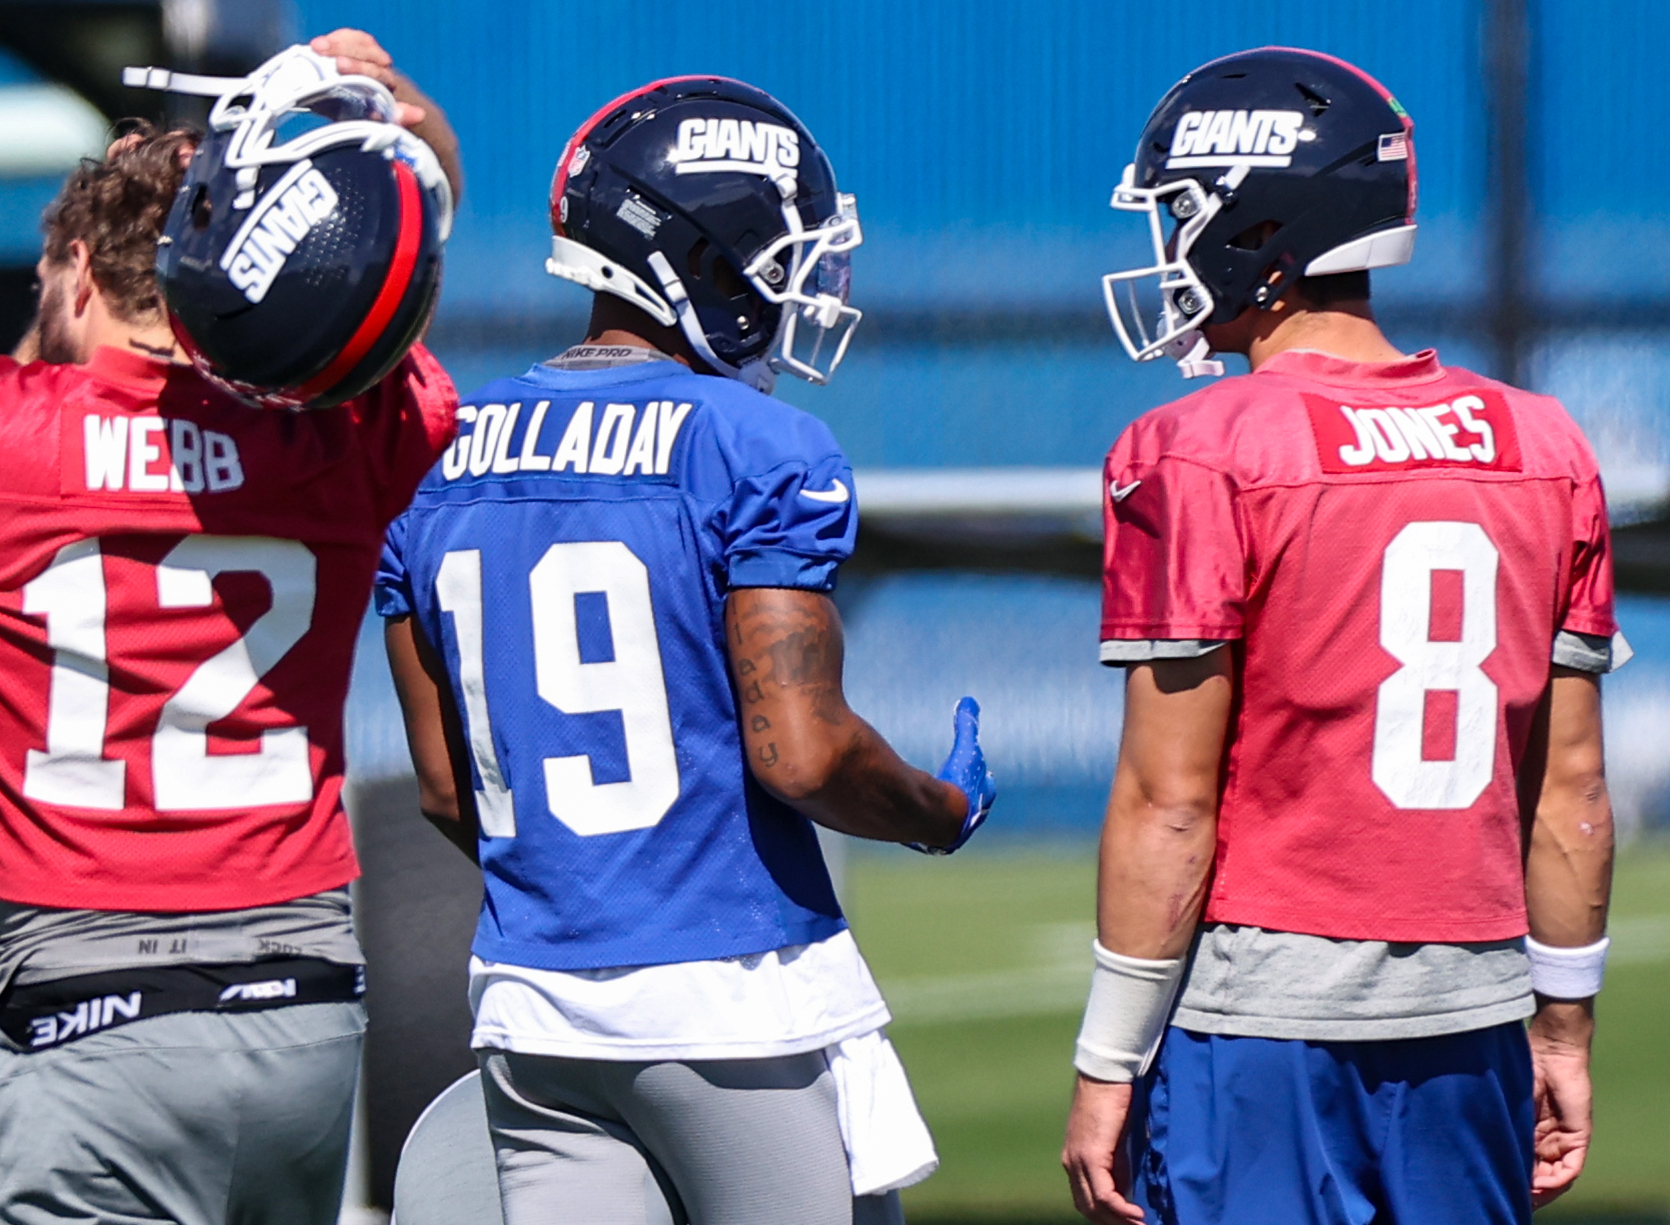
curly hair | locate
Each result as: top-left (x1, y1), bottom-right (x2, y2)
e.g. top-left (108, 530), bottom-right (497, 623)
top-left (41, 123), bottom-right (200, 323)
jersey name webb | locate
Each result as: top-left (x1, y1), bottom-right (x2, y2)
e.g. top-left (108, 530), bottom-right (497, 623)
top-left (80, 413), bottom-right (247, 494)
top-left (440, 398), bottom-right (694, 481)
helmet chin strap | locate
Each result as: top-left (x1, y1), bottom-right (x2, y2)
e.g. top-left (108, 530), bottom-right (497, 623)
top-left (644, 251), bottom-right (776, 394)
top-left (1164, 331), bottom-right (1225, 379)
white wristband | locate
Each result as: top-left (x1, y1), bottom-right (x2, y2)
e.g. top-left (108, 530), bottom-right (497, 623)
top-left (1073, 941), bottom-right (1186, 1084)
top-left (1526, 935), bottom-right (1610, 1000)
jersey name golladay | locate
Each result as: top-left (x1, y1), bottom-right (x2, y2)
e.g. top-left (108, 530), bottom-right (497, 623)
top-left (1167, 109), bottom-right (1305, 168)
top-left (438, 398), bottom-right (692, 481)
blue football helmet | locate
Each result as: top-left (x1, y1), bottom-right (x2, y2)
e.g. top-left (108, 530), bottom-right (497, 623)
top-left (546, 76), bottom-right (861, 393)
top-left (1104, 47), bottom-right (1418, 378)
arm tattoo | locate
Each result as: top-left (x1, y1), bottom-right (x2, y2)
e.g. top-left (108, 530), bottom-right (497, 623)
top-left (728, 590), bottom-right (855, 740)
top-left (763, 625), bottom-right (839, 688)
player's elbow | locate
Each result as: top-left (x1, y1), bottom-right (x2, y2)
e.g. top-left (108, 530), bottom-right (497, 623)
top-left (1537, 769), bottom-right (1614, 843)
top-left (1128, 784), bottom-right (1218, 840)
top-left (1146, 798), bottom-right (1216, 837)
top-left (750, 738), bottom-right (844, 804)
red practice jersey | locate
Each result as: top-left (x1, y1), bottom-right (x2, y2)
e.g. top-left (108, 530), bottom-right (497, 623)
top-left (0, 345), bottom-right (455, 912)
top-left (1101, 349), bottom-right (1615, 943)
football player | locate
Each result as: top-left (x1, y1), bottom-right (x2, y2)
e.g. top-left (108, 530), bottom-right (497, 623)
top-left (377, 77), bottom-right (995, 1225)
top-left (1062, 48), bottom-right (1618, 1225)
top-left (0, 31), bottom-right (459, 1225)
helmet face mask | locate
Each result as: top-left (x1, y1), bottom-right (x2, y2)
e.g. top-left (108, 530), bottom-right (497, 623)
top-left (546, 76), bottom-right (862, 393)
top-left (137, 45), bottom-right (451, 409)
top-left (193, 45), bottom-right (452, 240)
top-left (744, 192), bottom-right (862, 385)
top-left (1101, 46), bottom-right (1419, 379)
top-left (1102, 168), bottom-right (1224, 374)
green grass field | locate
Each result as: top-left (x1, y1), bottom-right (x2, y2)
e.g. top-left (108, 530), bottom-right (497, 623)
top-left (841, 843), bottom-right (1670, 1224)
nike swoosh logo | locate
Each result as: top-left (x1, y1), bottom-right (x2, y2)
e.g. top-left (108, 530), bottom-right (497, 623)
top-left (1110, 480), bottom-right (1142, 502)
top-left (800, 478), bottom-right (850, 504)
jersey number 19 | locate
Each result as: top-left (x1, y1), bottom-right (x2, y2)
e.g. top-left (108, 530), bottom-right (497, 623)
top-left (437, 541), bottom-right (681, 838)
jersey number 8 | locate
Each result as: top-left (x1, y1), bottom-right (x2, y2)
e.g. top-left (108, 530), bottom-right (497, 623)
top-left (1372, 520), bottom-right (1500, 810)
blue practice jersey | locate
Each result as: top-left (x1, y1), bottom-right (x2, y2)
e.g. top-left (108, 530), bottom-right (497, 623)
top-left (375, 359), bottom-right (853, 971)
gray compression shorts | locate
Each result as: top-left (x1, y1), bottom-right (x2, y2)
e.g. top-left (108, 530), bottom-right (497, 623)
top-left (394, 1055), bottom-right (905, 1225)
top-left (0, 1001), bottom-right (364, 1225)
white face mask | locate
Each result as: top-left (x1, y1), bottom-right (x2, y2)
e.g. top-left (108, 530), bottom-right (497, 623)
top-left (744, 191), bottom-right (863, 386)
top-left (1100, 162), bottom-right (1232, 380)
top-left (124, 44), bottom-right (453, 240)
top-left (547, 188), bottom-right (864, 394)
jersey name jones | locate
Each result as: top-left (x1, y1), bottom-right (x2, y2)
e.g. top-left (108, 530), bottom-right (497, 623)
top-left (1305, 393), bottom-right (1523, 475)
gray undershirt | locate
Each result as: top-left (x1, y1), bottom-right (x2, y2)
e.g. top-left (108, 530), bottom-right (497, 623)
top-left (0, 890), bottom-right (364, 993)
top-left (1099, 629), bottom-right (1622, 1040)
top-left (1173, 925), bottom-right (1533, 1040)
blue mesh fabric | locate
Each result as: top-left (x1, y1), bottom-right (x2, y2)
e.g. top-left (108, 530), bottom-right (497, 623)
top-left (376, 360), bottom-right (854, 969)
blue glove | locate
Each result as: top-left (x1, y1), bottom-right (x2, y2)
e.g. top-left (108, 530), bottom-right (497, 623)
top-left (910, 696), bottom-right (996, 855)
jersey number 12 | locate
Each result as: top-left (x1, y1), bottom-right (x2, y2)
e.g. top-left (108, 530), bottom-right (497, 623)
top-left (24, 535), bottom-right (316, 812)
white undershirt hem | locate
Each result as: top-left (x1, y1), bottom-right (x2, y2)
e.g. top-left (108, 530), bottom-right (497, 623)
top-left (468, 928), bottom-right (892, 1062)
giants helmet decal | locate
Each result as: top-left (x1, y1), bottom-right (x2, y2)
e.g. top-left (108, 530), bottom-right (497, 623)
top-left (546, 76), bottom-right (861, 393)
top-left (136, 46), bottom-right (452, 409)
top-left (1103, 47), bottom-right (1417, 378)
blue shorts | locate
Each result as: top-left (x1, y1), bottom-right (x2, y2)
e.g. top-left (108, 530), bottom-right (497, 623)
top-left (1127, 1023), bottom-right (1534, 1225)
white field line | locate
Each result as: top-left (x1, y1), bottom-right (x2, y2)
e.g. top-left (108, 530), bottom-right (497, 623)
top-left (883, 962), bottom-right (1089, 1024)
top-left (881, 922), bottom-right (1092, 1024)
top-left (878, 917), bottom-right (1670, 1026)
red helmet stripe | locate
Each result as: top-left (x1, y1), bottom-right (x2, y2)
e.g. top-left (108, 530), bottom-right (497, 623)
top-left (294, 158), bottom-right (425, 402)
top-left (549, 75), bottom-right (737, 235)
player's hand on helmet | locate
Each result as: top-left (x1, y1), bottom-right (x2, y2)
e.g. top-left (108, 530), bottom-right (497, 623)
top-left (309, 29), bottom-right (462, 204)
top-left (1062, 1077), bottom-right (1145, 1223)
top-left (309, 30), bottom-right (426, 127)
top-left (910, 697), bottom-right (995, 854)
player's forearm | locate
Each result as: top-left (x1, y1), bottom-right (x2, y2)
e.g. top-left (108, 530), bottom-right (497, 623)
top-left (1096, 785), bottom-right (1217, 959)
top-left (1525, 788), bottom-right (1613, 947)
top-left (392, 72), bottom-right (463, 204)
top-left (725, 586), bottom-right (965, 846)
top-left (763, 717), bottom-right (966, 844)
top-left (386, 614), bottom-right (482, 862)
top-left (1095, 655), bottom-right (1232, 959)
top-left (1524, 670), bottom-right (1613, 948)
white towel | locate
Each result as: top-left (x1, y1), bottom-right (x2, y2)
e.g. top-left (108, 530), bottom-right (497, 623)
top-left (826, 1029), bottom-right (939, 1196)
